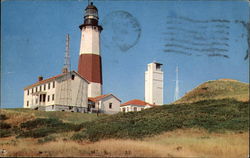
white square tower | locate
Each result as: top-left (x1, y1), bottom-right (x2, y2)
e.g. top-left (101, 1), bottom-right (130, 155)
top-left (145, 62), bottom-right (164, 105)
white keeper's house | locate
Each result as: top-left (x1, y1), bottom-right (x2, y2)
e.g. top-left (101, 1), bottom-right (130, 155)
top-left (23, 71), bottom-right (89, 112)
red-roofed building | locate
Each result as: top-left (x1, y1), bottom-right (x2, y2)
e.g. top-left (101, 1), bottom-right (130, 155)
top-left (120, 99), bottom-right (157, 112)
top-left (88, 94), bottom-right (121, 114)
top-left (23, 71), bottom-right (89, 112)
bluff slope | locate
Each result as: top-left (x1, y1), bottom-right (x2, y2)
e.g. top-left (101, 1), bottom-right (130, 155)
top-left (175, 79), bottom-right (249, 104)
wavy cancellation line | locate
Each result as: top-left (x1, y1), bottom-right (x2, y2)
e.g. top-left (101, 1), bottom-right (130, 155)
top-left (164, 43), bottom-right (228, 53)
top-left (166, 16), bottom-right (230, 24)
top-left (164, 32), bottom-right (229, 42)
top-left (166, 26), bottom-right (229, 36)
top-left (164, 38), bottom-right (229, 47)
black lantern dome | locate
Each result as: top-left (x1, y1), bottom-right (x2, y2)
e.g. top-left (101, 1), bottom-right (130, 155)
top-left (79, 2), bottom-right (103, 31)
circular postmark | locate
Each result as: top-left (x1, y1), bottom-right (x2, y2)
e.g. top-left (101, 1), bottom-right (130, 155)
top-left (101, 10), bottom-right (141, 52)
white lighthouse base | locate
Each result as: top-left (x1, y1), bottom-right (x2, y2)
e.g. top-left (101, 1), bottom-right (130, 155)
top-left (88, 82), bottom-right (102, 98)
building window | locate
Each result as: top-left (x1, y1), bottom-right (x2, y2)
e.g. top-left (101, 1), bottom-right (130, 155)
top-left (39, 95), bottom-right (42, 102)
top-left (52, 94), bottom-right (54, 101)
top-left (53, 81), bottom-right (55, 88)
top-left (109, 103), bottom-right (112, 109)
top-left (27, 90), bottom-right (29, 95)
top-left (134, 107), bottom-right (137, 112)
top-left (40, 85), bottom-right (42, 91)
top-left (123, 108), bottom-right (125, 112)
top-left (32, 88), bottom-right (33, 93)
top-left (48, 83), bottom-right (50, 89)
top-left (36, 87), bottom-right (38, 92)
top-left (52, 105), bottom-right (54, 109)
top-left (127, 107), bottom-right (129, 112)
top-left (47, 95), bottom-right (50, 102)
top-left (36, 98), bottom-right (38, 104)
top-left (44, 84), bottom-right (46, 90)
top-left (27, 101), bottom-right (29, 107)
top-left (71, 75), bottom-right (75, 80)
top-left (42, 94), bottom-right (46, 102)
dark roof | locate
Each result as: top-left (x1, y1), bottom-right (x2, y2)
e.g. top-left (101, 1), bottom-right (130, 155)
top-left (153, 62), bottom-right (163, 66)
top-left (24, 71), bottom-right (89, 90)
top-left (88, 94), bottom-right (121, 102)
top-left (85, 2), bottom-right (98, 11)
top-left (121, 99), bottom-right (157, 107)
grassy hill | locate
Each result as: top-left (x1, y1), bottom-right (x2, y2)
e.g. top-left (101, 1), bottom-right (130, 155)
top-left (175, 79), bottom-right (249, 104)
top-left (0, 79), bottom-right (249, 141)
top-left (1, 99), bottom-right (248, 141)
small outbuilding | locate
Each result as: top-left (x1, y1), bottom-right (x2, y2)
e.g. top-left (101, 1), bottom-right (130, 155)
top-left (88, 94), bottom-right (121, 114)
top-left (120, 99), bottom-right (157, 112)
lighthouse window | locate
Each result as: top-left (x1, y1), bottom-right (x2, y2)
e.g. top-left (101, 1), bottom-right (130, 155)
top-left (71, 74), bottom-right (75, 80)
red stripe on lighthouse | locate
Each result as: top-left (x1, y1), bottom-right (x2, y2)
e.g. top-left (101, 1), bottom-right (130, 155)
top-left (78, 54), bottom-right (102, 84)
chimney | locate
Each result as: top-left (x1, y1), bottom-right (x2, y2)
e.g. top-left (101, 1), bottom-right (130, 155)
top-left (62, 67), bottom-right (68, 73)
top-left (38, 76), bottom-right (43, 81)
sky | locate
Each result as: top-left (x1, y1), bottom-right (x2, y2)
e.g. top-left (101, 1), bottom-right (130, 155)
top-left (1, 0), bottom-right (249, 108)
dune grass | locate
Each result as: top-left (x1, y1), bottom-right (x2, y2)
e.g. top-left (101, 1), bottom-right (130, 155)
top-left (0, 129), bottom-right (248, 158)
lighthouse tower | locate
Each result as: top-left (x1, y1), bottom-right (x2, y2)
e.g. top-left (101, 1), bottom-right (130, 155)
top-left (78, 2), bottom-right (103, 97)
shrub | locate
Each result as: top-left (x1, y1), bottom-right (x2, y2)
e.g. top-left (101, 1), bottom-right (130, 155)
top-left (18, 118), bottom-right (82, 138)
top-left (0, 114), bottom-right (8, 121)
top-left (0, 122), bottom-right (11, 129)
top-left (71, 131), bottom-right (88, 141)
top-left (0, 129), bottom-right (12, 137)
top-left (20, 118), bottom-right (63, 129)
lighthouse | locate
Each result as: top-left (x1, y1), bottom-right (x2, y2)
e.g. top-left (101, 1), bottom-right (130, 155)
top-left (78, 2), bottom-right (103, 97)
